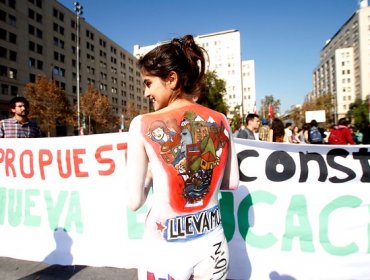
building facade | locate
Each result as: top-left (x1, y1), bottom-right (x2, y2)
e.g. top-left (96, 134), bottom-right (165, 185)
top-left (133, 30), bottom-right (256, 117)
top-left (242, 60), bottom-right (256, 116)
top-left (0, 0), bottom-right (148, 134)
top-left (312, 0), bottom-right (370, 121)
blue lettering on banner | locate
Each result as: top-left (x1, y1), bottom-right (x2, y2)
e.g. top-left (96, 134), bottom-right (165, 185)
top-left (163, 205), bottom-right (221, 242)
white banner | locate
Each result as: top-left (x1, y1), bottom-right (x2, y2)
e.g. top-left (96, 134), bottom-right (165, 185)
top-left (0, 134), bottom-right (369, 279)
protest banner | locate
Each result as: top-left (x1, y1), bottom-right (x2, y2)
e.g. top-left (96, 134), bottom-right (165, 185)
top-left (0, 133), bottom-right (369, 279)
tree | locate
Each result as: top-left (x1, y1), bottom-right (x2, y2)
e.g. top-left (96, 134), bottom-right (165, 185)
top-left (289, 106), bottom-right (305, 128)
top-left (301, 94), bottom-right (334, 128)
top-left (347, 98), bottom-right (369, 129)
top-left (198, 71), bottom-right (228, 115)
top-left (225, 104), bottom-right (242, 132)
top-left (24, 74), bottom-right (73, 136)
top-left (260, 95), bottom-right (281, 119)
top-left (121, 100), bottom-right (141, 131)
top-left (80, 85), bottom-right (113, 134)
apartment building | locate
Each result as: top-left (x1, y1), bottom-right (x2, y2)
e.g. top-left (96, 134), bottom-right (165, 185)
top-left (242, 60), bottom-right (256, 115)
top-left (133, 30), bottom-right (256, 117)
top-left (0, 0), bottom-right (148, 133)
top-left (312, 0), bottom-right (370, 120)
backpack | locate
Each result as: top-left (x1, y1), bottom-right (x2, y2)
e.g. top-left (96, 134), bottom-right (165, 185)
top-left (309, 126), bottom-right (323, 144)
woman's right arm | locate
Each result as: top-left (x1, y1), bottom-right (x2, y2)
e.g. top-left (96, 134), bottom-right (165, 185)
top-left (126, 116), bottom-right (150, 211)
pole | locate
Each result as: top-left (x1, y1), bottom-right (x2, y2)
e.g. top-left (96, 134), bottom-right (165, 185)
top-left (74, 2), bottom-right (83, 135)
top-left (240, 59), bottom-right (245, 125)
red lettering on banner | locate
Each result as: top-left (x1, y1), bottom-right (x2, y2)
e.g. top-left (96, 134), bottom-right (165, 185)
top-left (0, 142), bottom-right (128, 179)
top-left (4, 148), bottom-right (16, 177)
top-left (20, 150), bottom-right (34, 178)
top-left (73, 149), bottom-right (88, 177)
top-left (57, 149), bottom-right (72, 178)
top-left (95, 145), bottom-right (115, 176)
top-left (39, 149), bottom-right (53, 180)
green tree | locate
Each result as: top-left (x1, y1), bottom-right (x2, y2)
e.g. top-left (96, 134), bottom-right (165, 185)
top-left (198, 71), bottom-right (228, 115)
top-left (24, 74), bottom-right (73, 136)
top-left (347, 98), bottom-right (369, 129)
top-left (229, 105), bottom-right (242, 133)
top-left (260, 95), bottom-right (281, 118)
top-left (80, 85), bottom-right (113, 134)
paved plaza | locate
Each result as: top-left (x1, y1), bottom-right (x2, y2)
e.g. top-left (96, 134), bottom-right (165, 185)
top-left (0, 257), bottom-right (138, 280)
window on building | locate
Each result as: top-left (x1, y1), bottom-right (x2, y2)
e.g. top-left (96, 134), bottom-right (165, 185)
top-left (0, 46), bottom-right (6, 58)
top-left (10, 85), bottom-right (17, 96)
top-left (1, 83), bottom-right (8, 95)
top-left (0, 10), bottom-right (5, 22)
top-left (8, 0), bottom-right (16, 9)
top-left (8, 68), bottom-right (16, 79)
top-left (0, 65), bottom-right (7, 76)
top-left (28, 57), bottom-right (35, 67)
top-left (8, 14), bottom-right (16, 26)
top-left (29, 73), bottom-right (36, 82)
top-left (9, 50), bottom-right (16, 61)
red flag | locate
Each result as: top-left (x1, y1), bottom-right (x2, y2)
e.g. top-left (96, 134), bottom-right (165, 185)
top-left (268, 103), bottom-right (274, 118)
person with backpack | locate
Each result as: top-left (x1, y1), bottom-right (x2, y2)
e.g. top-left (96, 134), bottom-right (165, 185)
top-left (328, 118), bottom-right (355, 145)
top-left (308, 119), bottom-right (325, 144)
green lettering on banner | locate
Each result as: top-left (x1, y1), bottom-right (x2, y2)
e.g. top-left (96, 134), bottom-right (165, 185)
top-left (320, 195), bottom-right (361, 256)
top-left (219, 192), bottom-right (235, 242)
top-left (127, 205), bottom-right (147, 239)
top-left (24, 189), bottom-right (41, 227)
top-left (44, 190), bottom-right (68, 230)
top-left (64, 191), bottom-right (83, 233)
top-left (8, 188), bottom-right (22, 226)
top-left (240, 190), bottom-right (278, 248)
top-left (0, 188), bottom-right (6, 224)
top-left (282, 195), bottom-right (314, 252)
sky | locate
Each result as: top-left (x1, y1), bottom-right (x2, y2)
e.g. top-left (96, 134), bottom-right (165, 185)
top-left (59, 0), bottom-right (360, 113)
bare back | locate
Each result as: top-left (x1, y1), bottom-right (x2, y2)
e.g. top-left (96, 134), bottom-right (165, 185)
top-left (127, 103), bottom-right (237, 241)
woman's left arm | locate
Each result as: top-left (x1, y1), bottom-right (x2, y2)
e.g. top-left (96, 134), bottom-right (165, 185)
top-left (221, 119), bottom-right (239, 190)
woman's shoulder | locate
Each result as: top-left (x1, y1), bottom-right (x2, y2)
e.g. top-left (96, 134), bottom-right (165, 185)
top-left (144, 103), bottom-right (227, 122)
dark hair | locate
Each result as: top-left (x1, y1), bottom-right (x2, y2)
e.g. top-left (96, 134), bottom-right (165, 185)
top-left (285, 122), bottom-right (292, 128)
top-left (302, 123), bottom-right (310, 131)
top-left (310, 119), bottom-right (318, 127)
top-left (138, 34), bottom-right (206, 98)
top-left (9, 96), bottom-right (29, 109)
top-left (246, 113), bottom-right (259, 124)
top-left (338, 118), bottom-right (349, 126)
top-left (271, 118), bottom-right (285, 137)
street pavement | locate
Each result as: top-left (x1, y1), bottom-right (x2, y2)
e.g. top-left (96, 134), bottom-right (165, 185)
top-left (0, 257), bottom-right (138, 280)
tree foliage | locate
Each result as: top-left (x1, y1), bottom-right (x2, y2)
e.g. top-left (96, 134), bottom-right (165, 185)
top-left (300, 94), bottom-right (334, 128)
top-left (24, 74), bottom-right (73, 136)
top-left (80, 85), bottom-right (112, 133)
top-left (347, 98), bottom-right (369, 129)
top-left (289, 106), bottom-right (305, 128)
top-left (198, 71), bottom-right (228, 115)
top-left (260, 95), bottom-right (281, 118)
top-left (229, 105), bottom-right (242, 133)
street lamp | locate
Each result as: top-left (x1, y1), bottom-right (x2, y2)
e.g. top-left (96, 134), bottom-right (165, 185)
top-left (74, 2), bottom-right (83, 135)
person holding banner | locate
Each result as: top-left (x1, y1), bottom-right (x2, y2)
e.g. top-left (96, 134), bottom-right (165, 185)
top-left (126, 34), bottom-right (239, 280)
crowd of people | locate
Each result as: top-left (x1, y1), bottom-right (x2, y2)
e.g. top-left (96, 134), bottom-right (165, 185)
top-left (235, 113), bottom-right (370, 145)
